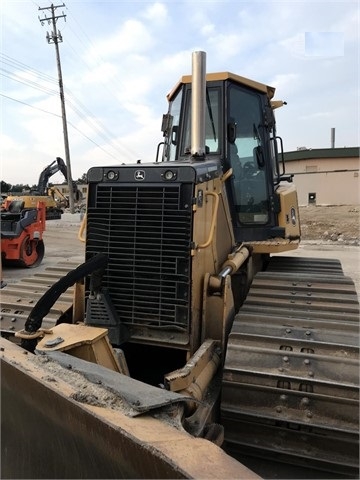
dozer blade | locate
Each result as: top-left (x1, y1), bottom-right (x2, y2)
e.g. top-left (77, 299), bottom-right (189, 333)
top-left (221, 256), bottom-right (359, 478)
top-left (1, 336), bottom-right (260, 480)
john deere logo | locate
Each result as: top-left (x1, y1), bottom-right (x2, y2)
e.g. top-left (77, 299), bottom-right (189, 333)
top-left (134, 170), bottom-right (145, 181)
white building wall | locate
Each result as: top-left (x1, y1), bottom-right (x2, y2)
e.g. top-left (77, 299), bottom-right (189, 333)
top-left (291, 170), bottom-right (360, 205)
top-left (285, 156), bottom-right (360, 205)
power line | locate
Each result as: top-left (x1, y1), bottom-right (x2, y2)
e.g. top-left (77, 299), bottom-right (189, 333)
top-left (0, 92), bottom-right (120, 160)
top-left (0, 66), bottom-right (135, 160)
top-left (0, 68), bottom-right (59, 97)
top-left (0, 52), bottom-right (139, 160)
top-left (0, 92), bottom-right (61, 117)
top-left (0, 53), bottom-right (59, 85)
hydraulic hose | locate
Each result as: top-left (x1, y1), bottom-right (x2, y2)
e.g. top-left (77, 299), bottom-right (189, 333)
top-left (20, 253), bottom-right (108, 352)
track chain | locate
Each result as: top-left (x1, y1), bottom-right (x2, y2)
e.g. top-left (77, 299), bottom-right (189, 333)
top-left (221, 256), bottom-right (359, 477)
top-left (0, 263), bottom-right (78, 336)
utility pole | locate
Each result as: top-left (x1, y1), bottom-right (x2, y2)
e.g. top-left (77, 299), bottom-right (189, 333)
top-left (38, 3), bottom-right (75, 213)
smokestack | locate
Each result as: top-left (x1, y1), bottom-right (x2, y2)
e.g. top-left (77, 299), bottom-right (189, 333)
top-left (331, 127), bottom-right (335, 148)
top-left (191, 51), bottom-right (206, 159)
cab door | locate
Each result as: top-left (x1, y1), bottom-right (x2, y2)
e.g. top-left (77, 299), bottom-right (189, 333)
top-left (227, 83), bottom-right (279, 242)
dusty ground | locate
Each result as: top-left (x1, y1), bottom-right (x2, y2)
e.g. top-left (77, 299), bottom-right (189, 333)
top-left (299, 205), bottom-right (360, 245)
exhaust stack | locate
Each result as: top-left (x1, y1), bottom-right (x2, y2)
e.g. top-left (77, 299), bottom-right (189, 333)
top-left (191, 51), bottom-right (206, 159)
top-left (331, 127), bottom-right (335, 148)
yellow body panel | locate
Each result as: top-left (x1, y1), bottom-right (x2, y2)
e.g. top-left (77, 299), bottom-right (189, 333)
top-left (5, 194), bottom-right (57, 209)
top-left (277, 183), bottom-right (301, 240)
top-left (36, 323), bottom-right (123, 373)
top-left (190, 176), bottom-right (235, 353)
top-left (247, 183), bottom-right (301, 254)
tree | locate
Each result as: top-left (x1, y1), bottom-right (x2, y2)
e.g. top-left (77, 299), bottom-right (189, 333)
top-left (1, 180), bottom-right (12, 194)
top-left (77, 173), bottom-right (88, 184)
top-left (9, 184), bottom-right (31, 193)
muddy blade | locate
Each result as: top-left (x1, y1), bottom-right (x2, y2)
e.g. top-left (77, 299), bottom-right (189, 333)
top-left (221, 256), bottom-right (360, 477)
top-left (1, 360), bottom-right (147, 479)
top-left (1, 338), bottom-right (259, 480)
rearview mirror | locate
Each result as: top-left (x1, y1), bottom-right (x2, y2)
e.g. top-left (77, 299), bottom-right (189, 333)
top-left (227, 122), bottom-right (237, 144)
top-left (255, 146), bottom-right (265, 168)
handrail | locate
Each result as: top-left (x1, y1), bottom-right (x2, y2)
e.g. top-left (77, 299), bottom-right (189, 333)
top-left (197, 191), bottom-right (219, 249)
top-left (221, 168), bottom-right (233, 182)
top-left (78, 213), bottom-right (86, 243)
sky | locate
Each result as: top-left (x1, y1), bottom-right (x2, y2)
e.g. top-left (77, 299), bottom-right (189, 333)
top-left (0, 0), bottom-right (359, 187)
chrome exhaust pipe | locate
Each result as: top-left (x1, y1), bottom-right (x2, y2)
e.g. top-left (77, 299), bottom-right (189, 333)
top-left (191, 51), bottom-right (206, 159)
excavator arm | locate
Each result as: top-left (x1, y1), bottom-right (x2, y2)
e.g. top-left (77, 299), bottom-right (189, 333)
top-left (35, 157), bottom-right (68, 195)
top-left (37, 157), bottom-right (82, 203)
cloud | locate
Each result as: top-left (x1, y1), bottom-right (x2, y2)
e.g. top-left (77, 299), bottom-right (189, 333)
top-left (269, 73), bottom-right (300, 98)
top-left (81, 62), bottom-right (118, 85)
top-left (305, 32), bottom-right (344, 57)
top-left (1, 0), bottom-right (358, 185)
top-left (279, 33), bottom-right (307, 57)
top-left (141, 2), bottom-right (168, 24)
top-left (85, 19), bottom-right (155, 62)
top-left (200, 24), bottom-right (215, 37)
top-left (0, 133), bottom-right (19, 150)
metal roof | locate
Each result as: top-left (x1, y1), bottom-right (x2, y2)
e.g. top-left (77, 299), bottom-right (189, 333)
top-left (284, 147), bottom-right (359, 162)
top-left (167, 71), bottom-right (276, 101)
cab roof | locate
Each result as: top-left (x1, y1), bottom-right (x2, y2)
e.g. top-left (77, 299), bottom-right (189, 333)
top-left (167, 71), bottom-right (276, 101)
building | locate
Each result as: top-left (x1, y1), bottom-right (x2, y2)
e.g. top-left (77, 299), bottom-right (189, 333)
top-left (284, 147), bottom-right (360, 206)
top-left (52, 183), bottom-right (88, 204)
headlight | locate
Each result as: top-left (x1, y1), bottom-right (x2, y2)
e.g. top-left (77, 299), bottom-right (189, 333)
top-left (163, 170), bottom-right (176, 181)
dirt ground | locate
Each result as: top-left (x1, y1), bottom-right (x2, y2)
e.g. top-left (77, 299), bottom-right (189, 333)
top-left (299, 205), bottom-right (360, 245)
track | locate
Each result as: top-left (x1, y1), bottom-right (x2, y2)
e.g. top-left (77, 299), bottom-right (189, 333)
top-left (221, 256), bottom-right (359, 478)
top-left (0, 262), bottom-right (79, 336)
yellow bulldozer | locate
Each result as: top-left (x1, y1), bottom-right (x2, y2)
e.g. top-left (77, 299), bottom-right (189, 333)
top-left (1, 52), bottom-right (358, 479)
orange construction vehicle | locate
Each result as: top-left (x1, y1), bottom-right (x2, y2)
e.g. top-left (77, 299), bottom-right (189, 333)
top-left (1, 199), bottom-right (46, 267)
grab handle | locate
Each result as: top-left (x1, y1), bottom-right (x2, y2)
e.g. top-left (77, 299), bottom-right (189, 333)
top-left (197, 192), bottom-right (219, 249)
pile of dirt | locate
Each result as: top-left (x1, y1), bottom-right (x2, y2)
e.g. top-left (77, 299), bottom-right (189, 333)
top-left (299, 205), bottom-right (360, 245)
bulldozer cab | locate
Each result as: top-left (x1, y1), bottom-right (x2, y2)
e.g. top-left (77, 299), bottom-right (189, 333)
top-left (160, 71), bottom-right (293, 243)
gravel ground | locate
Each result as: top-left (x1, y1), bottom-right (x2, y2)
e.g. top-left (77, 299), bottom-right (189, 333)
top-left (299, 204), bottom-right (359, 245)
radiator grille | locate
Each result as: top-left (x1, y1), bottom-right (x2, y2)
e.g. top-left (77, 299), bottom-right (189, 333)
top-left (86, 184), bottom-right (193, 334)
